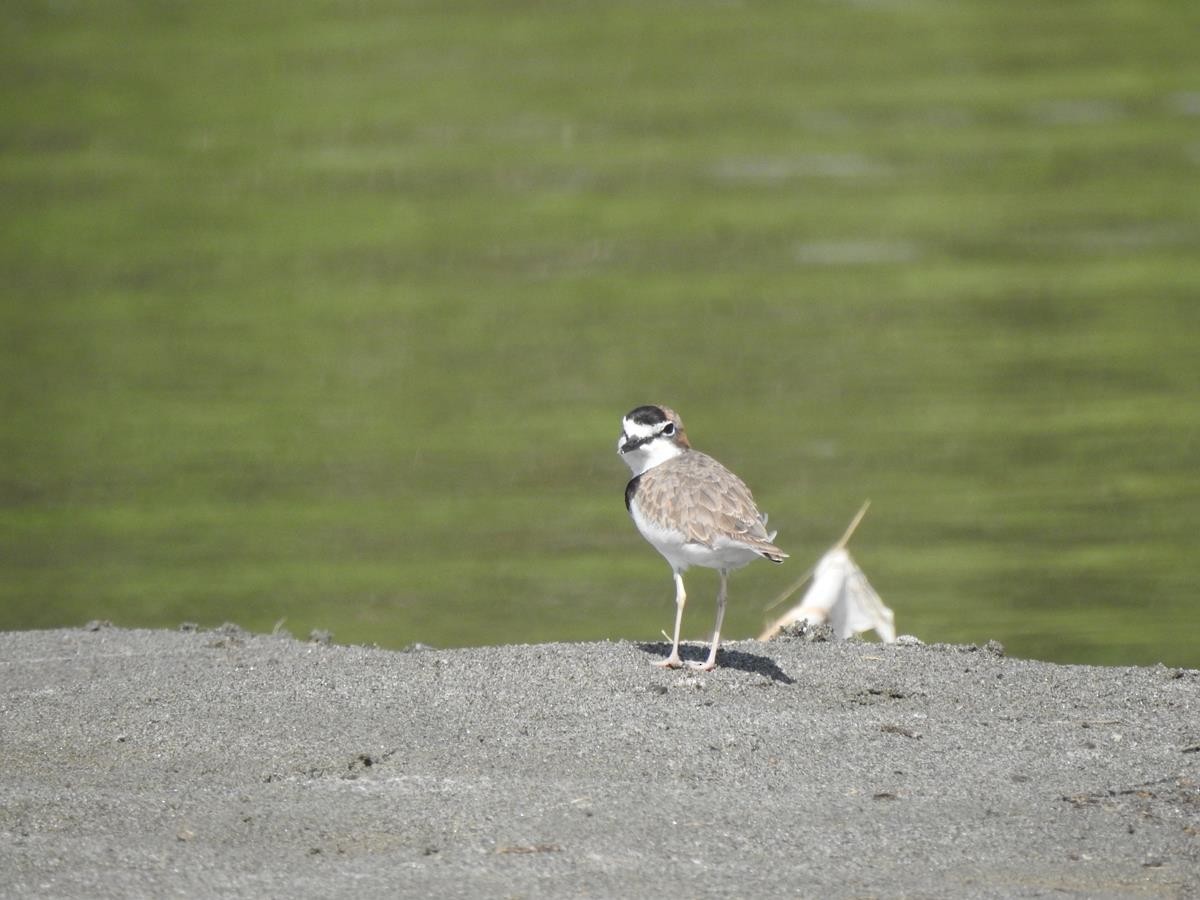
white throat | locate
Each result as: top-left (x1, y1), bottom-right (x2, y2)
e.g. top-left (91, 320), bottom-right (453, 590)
top-left (618, 434), bottom-right (685, 476)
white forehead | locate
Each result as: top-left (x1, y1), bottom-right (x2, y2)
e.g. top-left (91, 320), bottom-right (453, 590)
top-left (621, 416), bottom-right (660, 438)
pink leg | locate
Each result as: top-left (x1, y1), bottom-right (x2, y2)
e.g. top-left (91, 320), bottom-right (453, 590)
top-left (654, 571), bottom-right (687, 668)
top-left (690, 569), bottom-right (728, 671)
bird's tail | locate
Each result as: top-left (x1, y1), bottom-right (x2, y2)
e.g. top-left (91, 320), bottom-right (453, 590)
top-left (755, 515), bottom-right (787, 563)
top-left (749, 536), bottom-right (787, 564)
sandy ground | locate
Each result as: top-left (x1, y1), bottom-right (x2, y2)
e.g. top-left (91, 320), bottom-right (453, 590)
top-left (0, 624), bottom-right (1197, 899)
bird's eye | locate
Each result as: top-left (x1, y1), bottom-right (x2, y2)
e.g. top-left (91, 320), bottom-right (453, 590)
top-left (662, 423), bottom-right (675, 436)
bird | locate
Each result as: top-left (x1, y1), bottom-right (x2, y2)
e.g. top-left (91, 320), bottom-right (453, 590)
top-left (617, 404), bottom-right (787, 670)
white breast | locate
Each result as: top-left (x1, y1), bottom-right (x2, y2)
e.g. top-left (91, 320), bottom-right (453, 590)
top-left (629, 497), bottom-right (764, 573)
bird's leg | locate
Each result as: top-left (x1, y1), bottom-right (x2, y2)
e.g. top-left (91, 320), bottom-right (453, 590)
top-left (654, 571), bottom-right (687, 668)
top-left (690, 569), bottom-right (728, 671)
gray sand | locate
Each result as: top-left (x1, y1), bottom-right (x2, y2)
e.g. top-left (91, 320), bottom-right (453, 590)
top-left (1, 625), bottom-right (1197, 898)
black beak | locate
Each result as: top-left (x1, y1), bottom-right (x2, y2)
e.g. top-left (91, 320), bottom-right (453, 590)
top-left (620, 434), bottom-right (649, 454)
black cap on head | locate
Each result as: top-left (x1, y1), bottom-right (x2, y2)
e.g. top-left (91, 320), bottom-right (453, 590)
top-left (626, 405), bottom-right (669, 426)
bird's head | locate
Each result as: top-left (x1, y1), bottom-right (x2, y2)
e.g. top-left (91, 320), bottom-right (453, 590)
top-left (617, 404), bottom-right (690, 475)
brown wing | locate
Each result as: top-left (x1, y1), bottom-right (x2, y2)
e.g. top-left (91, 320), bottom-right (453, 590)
top-left (642, 451), bottom-right (787, 560)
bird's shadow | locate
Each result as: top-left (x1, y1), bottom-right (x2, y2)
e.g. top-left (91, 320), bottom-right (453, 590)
top-left (636, 642), bottom-right (795, 684)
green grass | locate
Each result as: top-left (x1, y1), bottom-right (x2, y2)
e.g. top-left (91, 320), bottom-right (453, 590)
top-left (3, 0), bottom-right (1199, 666)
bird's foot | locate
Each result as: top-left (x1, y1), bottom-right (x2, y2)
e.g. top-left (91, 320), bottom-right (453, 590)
top-left (686, 658), bottom-right (717, 672)
top-left (653, 653), bottom-right (683, 669)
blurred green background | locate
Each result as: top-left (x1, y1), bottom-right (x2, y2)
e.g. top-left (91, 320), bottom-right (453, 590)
top-left (3, 1), bottom-right (1198, 667)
